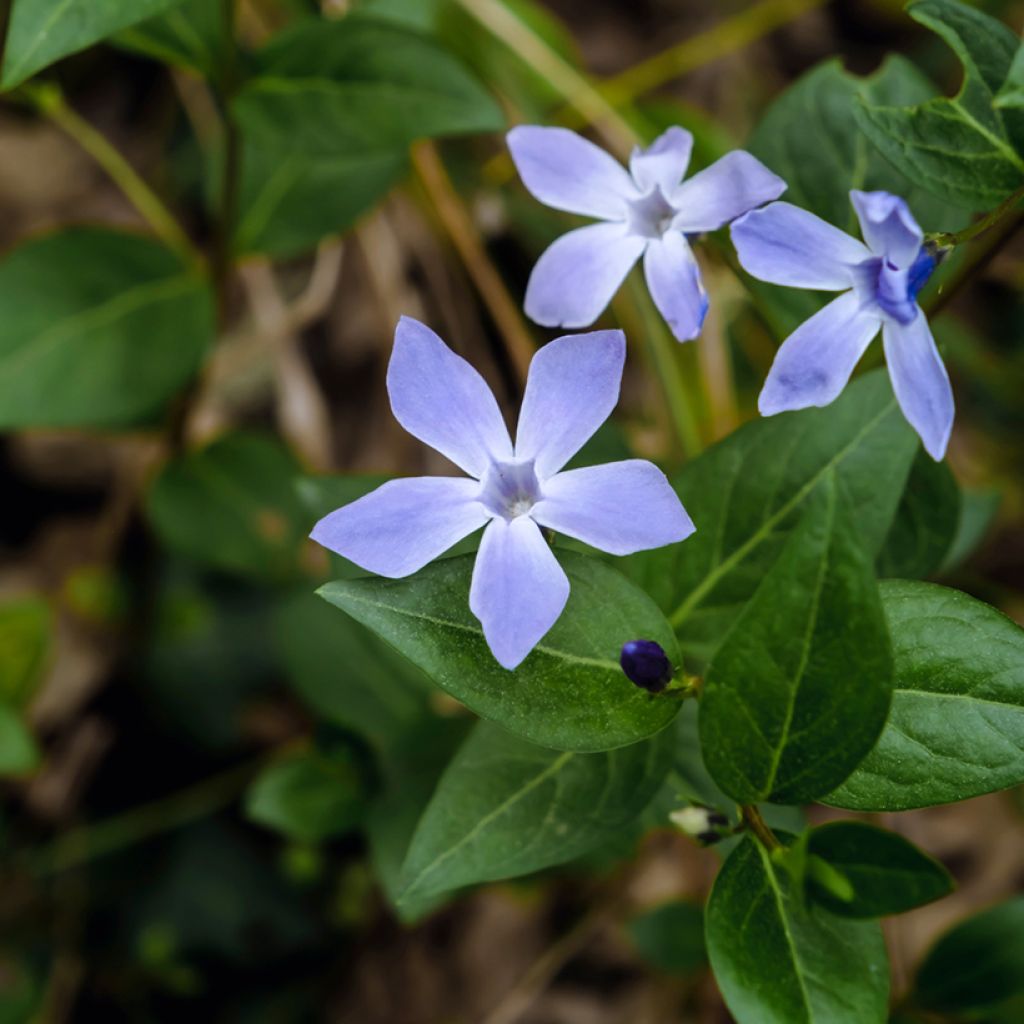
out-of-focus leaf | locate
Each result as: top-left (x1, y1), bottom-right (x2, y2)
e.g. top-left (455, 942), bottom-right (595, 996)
top-left (115, 0), bottom-right (226, 78)
top-left (1, 0), bottom-right (189, 89)
top-left (700, 477), bottom-right (893, 804)
top-left (146, 433), bottom-right (308, 583)
top-left (398, 720), bottom-right (673, 903)
top-left (0, 705), bottom-right (40, 776)
top-left (855, 0), bottom-right (1024, 210)
top-left (245, 747), bottom-right (365, 843)
top-left (0, 951), bottom-right (42, 1023)
top-left (628, 901), bottom-right (706, 976)
top-left (0, 596), bottom-right (51, 707)
top-left (829, 581), bottom-right (1024, 810)
top-left (940, 488), bottom-right (1000, 572)
top-left (876, 449), bottom-right (960, 579)
top-left (319, 552), bottom-right (681, 752)
top-left (0, 230), bottom-right (213, 429)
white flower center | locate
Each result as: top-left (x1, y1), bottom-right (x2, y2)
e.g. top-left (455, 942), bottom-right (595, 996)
top-left (625, 185), bottom-right (677, 239)
top-left (478, 459), bottom-right (542, 521)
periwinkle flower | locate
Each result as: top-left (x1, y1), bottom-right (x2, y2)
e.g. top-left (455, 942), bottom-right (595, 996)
top-left (311, 317), bottom-right (694, 670)
top-left (507, 125), bottom-right (786, 341)
top-left (620, 639), bottom-right (673, 693)
top-left (731, 190), bottom-right (954, 460)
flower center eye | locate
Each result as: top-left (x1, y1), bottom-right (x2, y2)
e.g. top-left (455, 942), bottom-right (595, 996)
top-left (478, 459), bottom-right (541, 521)
top-left (852, 245), bottom-right (935, 326)
top-left (625, 186), bottom-right (676, 239)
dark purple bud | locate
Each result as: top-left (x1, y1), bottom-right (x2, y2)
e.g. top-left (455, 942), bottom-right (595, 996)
top-left (620, 639), bottom-right (673, 693)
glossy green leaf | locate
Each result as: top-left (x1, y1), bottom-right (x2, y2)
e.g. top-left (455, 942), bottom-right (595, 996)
top-left (318, 552), bottom-right (681, 752)
top-left (115, 0), bottom-right (226, 78)
top-left (146, 433), bottom-right (308, 583)
top-left (706, 835), bottom-right (889, 1024)
top-left (804, 822), bottom-right (953, 918)
top-left (398, 720), bottom-right (673, 903)
top-left (623, 371), bottom-right (918, 666)
top-left (912, 896), bottom-right (1024, 1014)
top-left (234, 17), bottom-right (503, 158)
top-left (876, 449), bottom-right (960, 579)
top-left (700, 477), bottom-right (893, 804)
top-left (0, 230), bottom-right (213, 429)
top-left (1, 0), bottom-right (188, 88)
top-left (995, 42), bottom-right (1024, 109)
top-left (829, 580), bottom-right (1024, 810)
top-left (245, 748), bottom-right (365, 843)
top-left (0, 596), bottom-right (51, 707)
top-left (855, 0), bottom-right (1024, 209)
top-left (628, 901), bottom-right (705, 976)
top-left (0, 705), bottom-right (40, 776)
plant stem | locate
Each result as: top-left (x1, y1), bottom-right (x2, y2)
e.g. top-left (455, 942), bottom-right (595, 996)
top-left (740, 804), bottom-right (780, 851)
top-left (23, 84), bottom-right (200, 268)
top-left (930, 182), bottom-right (1024, 249)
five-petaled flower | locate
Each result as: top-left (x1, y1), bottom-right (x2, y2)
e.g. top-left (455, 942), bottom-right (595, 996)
top-left (731, 189), bottom-right (954, 460)
top-left (507, 125), bottom-right (786, 342)
top-left (310, 317), bottom-right (694, 669)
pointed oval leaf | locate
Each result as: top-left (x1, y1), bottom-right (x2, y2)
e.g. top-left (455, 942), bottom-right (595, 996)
top-left (706, 835), bottom-right (889, 1024)
top-left (828, 581), bottom-right (1024, 810)
top-left (700, 475), bottom-right (893, 804)
top-left (398, 719), bottom-right (673, 903)
top-left (318, 551), bottom-right (681, 752)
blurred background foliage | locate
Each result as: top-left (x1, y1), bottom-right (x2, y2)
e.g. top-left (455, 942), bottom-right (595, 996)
top-left (0, 0), bottom-right (1022, 1021)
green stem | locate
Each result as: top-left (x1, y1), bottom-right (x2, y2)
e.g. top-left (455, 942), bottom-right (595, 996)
top-left (23, 83), bottom-right (200, 268)
top-left (740, 804), bottom-right (780, 851)
top-left (930, 182), bottom-right (1024, 249)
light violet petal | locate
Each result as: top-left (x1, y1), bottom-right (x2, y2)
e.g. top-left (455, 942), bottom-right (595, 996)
top-left (388, 317), bottom-right (513, 478)
top-left (507, 125), bottom-right (639, 219)
top-left (469, 516), bottom-right (570, 669)
top-left (629, 126), bottom-right (693, 193)
top-left (532, 460), bottom-right (695, 555)
top-left (524, 223), bottom-right (645, 329)
top-left (643, 233), bottom-right (708, 342)
top-left (850, 190), bottom-right (923, 268)
top-left (310, 477), bottom-right (490, 578)
top-left (515, 329), bottom-right (625, 478)
top-left (759, 292), bottom-right (881, 415)
top-left (731, 202), bottom-right (871, 290)
top-left (671, 151), bottom-right (786, 232)
top-left (883, 313), bottom-right (954, 461)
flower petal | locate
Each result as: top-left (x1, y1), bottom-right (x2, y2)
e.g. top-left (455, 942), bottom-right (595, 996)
top-left (671, 150), bottom-right (786, 232)
top-left (532, 460), bottom-right (695, 555)
top-left (515, 329), bottom-right (625, 479)
top-left (883, 312), bottom-right (954, 461)
top-left (850, 190), bottom-right (922, 268)
top-left (731, 202), bottom-right (870, 290)
top-left (629, 126), bottom-right (693, 193)
top-left (507, 125), bottom-right (639, 219)
top-left (525, 222), bottom-right (645, 329)
top-left (759, 291), bottom-right (881, 415)
top-left (310, 477), bottom-right (490, 578)
top-left (643, 232), bottom-right (708, 341)
top-left (388, 317), bottom-right (513, 478)
top-left (469, 516), bottom-right (570, 669)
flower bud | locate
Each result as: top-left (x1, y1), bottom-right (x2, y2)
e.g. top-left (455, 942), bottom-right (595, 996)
top-left (670, 805), bottom-right (730, 845)
top-left (620, 639), bottom-right (673, 693)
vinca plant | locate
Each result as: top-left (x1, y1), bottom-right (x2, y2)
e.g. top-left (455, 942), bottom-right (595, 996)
top-left (1, 0), bottom-right (1023, 1020)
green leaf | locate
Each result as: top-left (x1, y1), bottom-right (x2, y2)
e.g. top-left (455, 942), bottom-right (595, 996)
top-left (234, 17), bottom-right (503, 158)
top-left (115, 0), bottom-right (226, 78)
top-left (706, 836), bottom-right (889, 1024)
top-left (940, 487), bottom-right (1000, 572)
top-left (828, 580), bottom-right (1024, 810)
top-left (623, 371), bottom-right (918, 667)
top-left (750, 56), bottom-right (969, 233)
top-left (804, 822), bottom-right (953, 918)
top-left (245, 747), bottom-right (365, 843)
top-left (699, 476), bottom-right (893, 804)
top-left (0, 705), bottom-right (40, 776)
top-left (398, 720), bottom-right (673, 903)
top-left (146, 433), bottom-right (309, 583)
top-left (0, 596), bottom-right (51, 707)
top-left (1, 0), bottom-right (189, 89)
top-left (876, 449), bottom-right (960, 579)
top-left (995, 42), bottom-right (1024, 109)
top-left (854, 0), bottom-right (1024, 210)
top-left (0, 230), bottom-right (212, 429)
top-left (628, 901), bottom-right (706, 976)
top-left (274, 590), bottom-right (430, 755)
top-left (319, 551), bottom-right (681, 752)
top-left (912, 896), bottom-right (1024, 1014)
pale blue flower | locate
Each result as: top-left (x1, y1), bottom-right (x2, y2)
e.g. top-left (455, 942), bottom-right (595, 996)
top-left (731, 190), bottom-right (954, 460)
top-left (507, 125), bottom-right (786, 341)
top-left (311, 317), bottom-right (694, 669)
